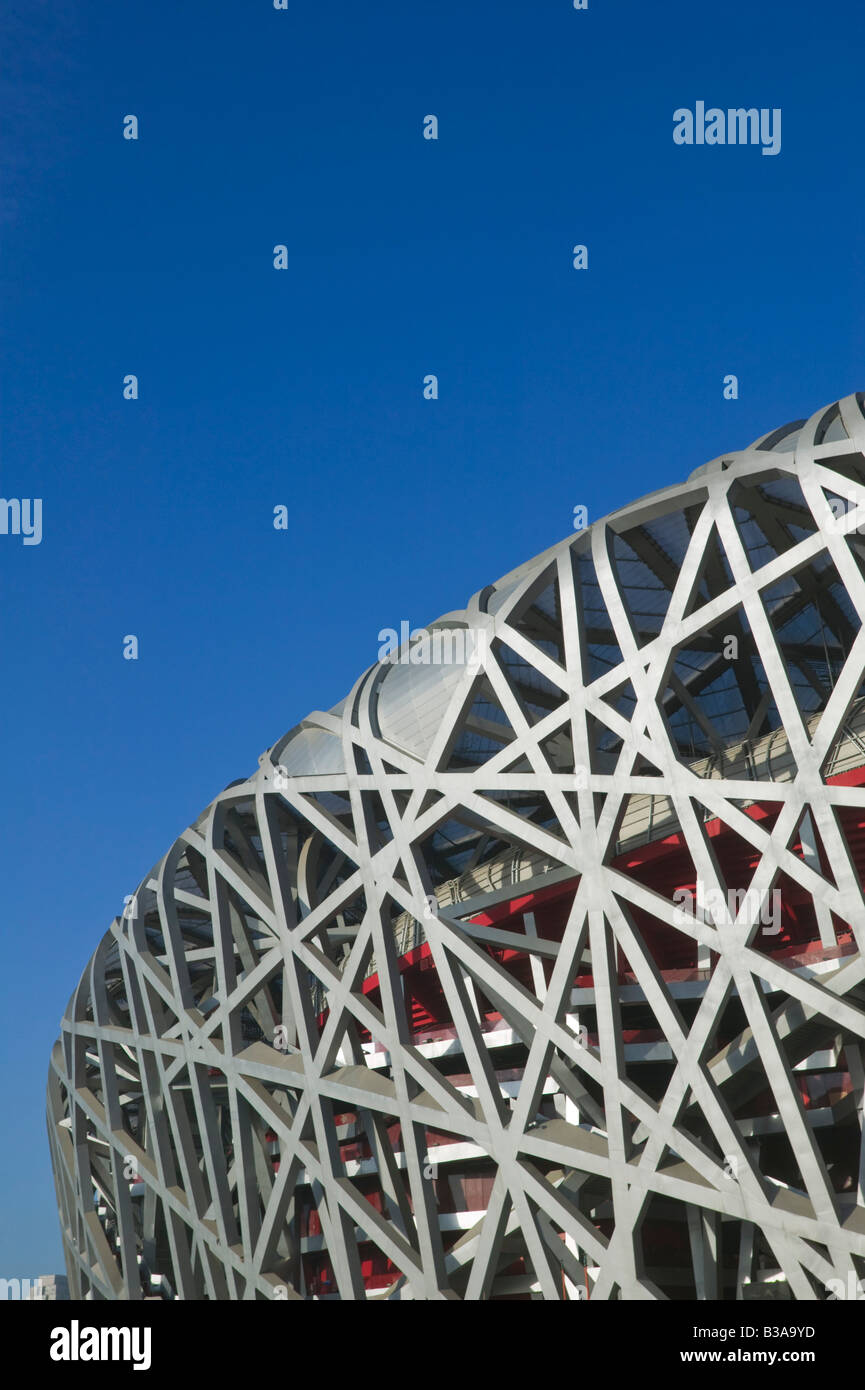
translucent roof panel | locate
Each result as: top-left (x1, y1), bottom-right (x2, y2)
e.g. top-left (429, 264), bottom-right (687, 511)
top-left (277, 726), bottom-right (345, 776)
top-left (375, 647), bottom-right (470, 759)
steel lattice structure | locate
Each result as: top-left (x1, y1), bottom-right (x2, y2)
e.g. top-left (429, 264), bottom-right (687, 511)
top-left (49, 391), bottom-right (865, 1300)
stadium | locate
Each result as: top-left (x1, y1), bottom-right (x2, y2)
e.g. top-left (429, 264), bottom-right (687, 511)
top-left (48, 390), bottom-right (865, 1300)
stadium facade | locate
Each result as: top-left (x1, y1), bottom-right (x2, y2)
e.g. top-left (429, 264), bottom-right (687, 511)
top-left (48, 390), bottom-right (865, 1300)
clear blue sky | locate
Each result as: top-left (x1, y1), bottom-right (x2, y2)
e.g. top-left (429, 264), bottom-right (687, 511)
top-left (1, 0), bottom-right (863, 1278)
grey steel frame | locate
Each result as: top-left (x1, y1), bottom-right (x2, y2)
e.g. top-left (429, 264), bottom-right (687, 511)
top-left (48, 391), bottom-right (865, 1299)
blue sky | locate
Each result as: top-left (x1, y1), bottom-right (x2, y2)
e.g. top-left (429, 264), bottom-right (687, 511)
top-left (1, 0), bottom-right (863, 1277)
